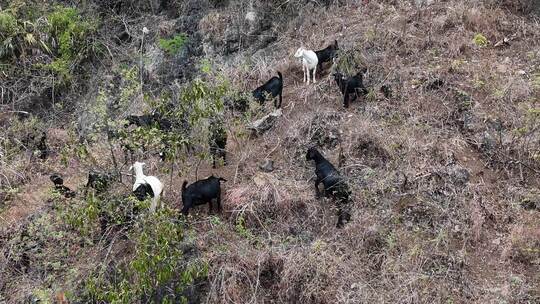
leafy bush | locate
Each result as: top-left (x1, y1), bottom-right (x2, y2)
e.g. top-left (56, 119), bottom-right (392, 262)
top-left (45, 6), bottom-right (97, 82)
top-left (0, 11), bottom-right (37, 60)
top-left (159, 33), bottom-right (188, 55)
top-left (0, 12), bottom-right (19, 36)
top-left (81, 209), bottom-right (208, 303)
top-left (0, 5), bottom-right (98, 84)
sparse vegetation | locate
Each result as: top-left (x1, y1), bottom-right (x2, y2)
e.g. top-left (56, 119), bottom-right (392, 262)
top-left (159, 33), bottom-right (188, 55)
top-left (81, 208), bottom-right (208, 303)
top-left (473, 33), bottom-right (489, 47)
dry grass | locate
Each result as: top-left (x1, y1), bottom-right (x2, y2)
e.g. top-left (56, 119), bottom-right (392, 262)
top-left (195, 0), bottom-right (540, 303)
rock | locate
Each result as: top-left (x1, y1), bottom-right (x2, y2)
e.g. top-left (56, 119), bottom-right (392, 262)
top-left (247, 109), bottom-right (282, 135)
top-left (479, 131), bottom-right (497, 154)
top-left (259, 159), bottom-right (274, 172)
top-left (199, 4), bottom-right (276, 56)
top-left (144, 45), bottom-right (165, 82)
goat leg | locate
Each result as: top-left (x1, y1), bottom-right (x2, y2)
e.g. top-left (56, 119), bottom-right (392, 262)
top-left (313, 66), bottom-right (317, 83)
top-left (336, 213), bottom-right (344, 228)
top-left (181, 204), bottom-right (190, 216)
top-left (217, 192), bottom-right (222, 213)
top-left (352, 91), bottom-right (358, 102)
top-left (344, 93), bottom-right (350, 108)
top-left (314, 178), bottom-right (321, 198)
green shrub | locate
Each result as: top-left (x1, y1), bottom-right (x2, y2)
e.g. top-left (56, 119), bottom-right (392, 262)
top-left (0, 11), bottom-right (31, 60)
top-left (158, 33), bottom-right (188, 55)
top-left (81, 209), bottom-right (208, 303)
top-left (0, 5), bottom-right (98, 85)
top-left (0, 12), bottom-right (19, 36)
top-left (45, 6), bottom-right (97, 82)
top-left (473, 33), bottom-right (489, 47)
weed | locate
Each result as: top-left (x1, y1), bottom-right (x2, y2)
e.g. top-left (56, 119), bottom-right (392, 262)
top-left (235, 215), bottom-right (254, 239)
top-left (473, 33), bottom-right (489, 47)
top-left (159, 33), bottom-right (188, 55)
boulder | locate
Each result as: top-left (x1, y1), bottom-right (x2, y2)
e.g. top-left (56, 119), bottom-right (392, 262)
top-left (247, 109), bottom-right (282, 135)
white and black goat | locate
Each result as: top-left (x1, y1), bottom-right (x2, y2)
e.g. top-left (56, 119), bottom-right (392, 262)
top-left (130, 161), bottom-right (163, 212)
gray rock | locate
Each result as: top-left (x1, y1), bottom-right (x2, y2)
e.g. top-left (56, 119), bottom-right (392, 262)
top-left (259, 159), bottom-right (274, 172)
top-left (247, 109), bottom-right (282, 135)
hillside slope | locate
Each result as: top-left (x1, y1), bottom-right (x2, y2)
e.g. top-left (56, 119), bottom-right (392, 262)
top-left (1, 0), bottom-right (540, 303)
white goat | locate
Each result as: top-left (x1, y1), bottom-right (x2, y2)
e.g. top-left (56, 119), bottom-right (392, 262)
top-left (294, 47), bottom-right (319, 84)
top-left (130, 161), bottom-right (163, 212)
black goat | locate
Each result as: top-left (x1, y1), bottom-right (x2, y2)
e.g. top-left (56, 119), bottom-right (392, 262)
top-left (306, 147), bottom-right (351, 228)
top-left (151, 111), bottom-right (172, 131)
top-left (181, 176), bottom-right (227, 216)
top-left (252, 71), bottom-right (283, 109)
top-left (126, 111), bottom-right (172, 131)
top-left (49, 174), bottom-right (76, 198)
top-left (209, 121), bottom-right (227, 168)
top-left (85, 171), bottom-right (114, 194)
top-left (333, 71), bottom-right (368, 108)
top-left (37, 132), bottom-right (48, 160)
top-left (125, 114), bottom-right (154, 127)
top-left (315, 40), bottom-right (339, 70)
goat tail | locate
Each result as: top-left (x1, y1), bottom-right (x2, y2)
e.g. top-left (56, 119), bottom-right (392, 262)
top-left (182, 181), bottom-right (188, 192)
top-left (277, 71), bottom-right (283, 81)
top-left (219, 177), bottom-right (227, 182)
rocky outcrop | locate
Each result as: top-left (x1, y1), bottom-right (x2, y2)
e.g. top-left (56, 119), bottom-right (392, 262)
top-left (199, 2), bottom-right (277, 56)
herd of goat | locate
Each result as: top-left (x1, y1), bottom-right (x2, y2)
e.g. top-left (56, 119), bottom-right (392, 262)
top-left (47, 40), bottom-right (366, 228)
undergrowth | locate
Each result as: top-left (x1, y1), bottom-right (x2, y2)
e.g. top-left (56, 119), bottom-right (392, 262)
top-left (81, 208), bottom-right (208, 303)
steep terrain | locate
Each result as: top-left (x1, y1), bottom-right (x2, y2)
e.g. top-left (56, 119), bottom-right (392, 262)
top-left (1, 0), bottom-right (540, 303)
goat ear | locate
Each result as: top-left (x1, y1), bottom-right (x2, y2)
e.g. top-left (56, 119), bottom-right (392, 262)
top-left (128, 166), bottom-right (133, 171)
